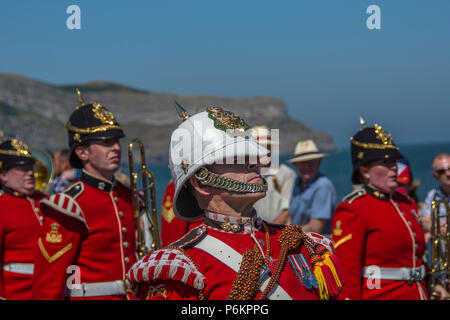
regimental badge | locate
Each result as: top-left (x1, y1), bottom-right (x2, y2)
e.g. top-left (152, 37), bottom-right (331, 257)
top-left (357, 151), bottom-right (364, 159)
top-left (162, 195), bottom-right (175, 223)
top-left (333, 220), bottom-right (343, 237)
top-left (10, 138), bottom-right (31, 157)
top-left (73, 133), bottom-right (82, 143)
top-left (46, 222), bottom-right (63, 243)
top-left (92, 103), bottom-right (116, 125)
top-left (206, 107), bottom-right (250, 136)
top-left (146, 284), bottom-right (167, 299)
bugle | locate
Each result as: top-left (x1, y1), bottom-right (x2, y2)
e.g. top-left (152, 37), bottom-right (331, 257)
top-left (128, 138), bottom-right (161, 258)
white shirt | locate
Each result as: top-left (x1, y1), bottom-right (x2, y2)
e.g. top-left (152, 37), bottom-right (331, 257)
top-left (254, 164), bottom-right (296, 222)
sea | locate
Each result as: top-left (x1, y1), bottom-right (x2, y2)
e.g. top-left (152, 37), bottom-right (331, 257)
top-left (126, 141), bottom-right (450, 215)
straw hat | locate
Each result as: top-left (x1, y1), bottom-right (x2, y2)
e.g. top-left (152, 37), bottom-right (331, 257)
top-left (287, 139), bottom-right (328, 163)
top-left (250, 125), bottom-right (278, 146)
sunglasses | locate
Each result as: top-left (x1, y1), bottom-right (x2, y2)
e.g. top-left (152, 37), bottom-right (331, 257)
top-left (435, 167), bottom-right (450, 176)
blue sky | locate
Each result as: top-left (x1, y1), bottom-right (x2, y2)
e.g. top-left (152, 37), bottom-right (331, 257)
top-left (0, 0), bottom-right (449, 149)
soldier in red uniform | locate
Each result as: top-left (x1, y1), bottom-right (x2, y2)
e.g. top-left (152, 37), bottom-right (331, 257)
top-left (0, 134), bottom-right (47, 299)
top-left (160, 180), bottom-right (202, 247)
top-left (127, 105), bottom-right (344, 300)
top-left (331, 118), bottom-right (441, 300)
top-left (32, 90), bottom-right (137, 300)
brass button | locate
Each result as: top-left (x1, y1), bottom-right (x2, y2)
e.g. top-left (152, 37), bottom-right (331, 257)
top-left (124, 257), bottom-right (130, 264)
top-left (122, 227), bottom-right (127, 235)
top-left (123, 241), bottom-right (129, 249)
top-left (119, 211), bottom-right (124, 218)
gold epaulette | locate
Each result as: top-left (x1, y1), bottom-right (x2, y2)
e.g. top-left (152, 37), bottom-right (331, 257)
top-left (342, 188), bottom-right (366, 204)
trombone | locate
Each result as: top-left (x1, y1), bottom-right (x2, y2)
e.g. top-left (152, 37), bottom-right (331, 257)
top-left (128, 138), bottom-right (161, 258)
top-left (429, 197), bottom-right (450, 299)
top-left (31, 148), bottom-right (55, 194)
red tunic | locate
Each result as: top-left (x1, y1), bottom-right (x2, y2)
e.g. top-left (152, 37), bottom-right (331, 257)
top-left (0, 187), bottom-right (47, 300)
top-left (129, 212), bottom-right (344, 300)
top-left (160, 181), bottom-right (202, 247)
top-left (32, 170), bottom-right (137, 300)
top-left (331, 185), bottom-right (428, 300)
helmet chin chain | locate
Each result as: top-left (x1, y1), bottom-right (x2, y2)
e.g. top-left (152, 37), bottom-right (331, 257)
top-left (194, 167), bottom-right (268, 193)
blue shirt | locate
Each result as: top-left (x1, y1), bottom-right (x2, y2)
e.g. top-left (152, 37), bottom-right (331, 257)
top-left (289, 172), bottom-right (337, 235)
top-left (420, 186), bottom-right (449, 222)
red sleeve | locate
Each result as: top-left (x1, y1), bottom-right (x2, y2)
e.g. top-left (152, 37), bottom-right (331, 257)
top-left (0, 207), bottom-right (5, 299)
top-left (331, 201), bottom-right (367, 300)
top-left (32, 208), bottom-right (86, 300)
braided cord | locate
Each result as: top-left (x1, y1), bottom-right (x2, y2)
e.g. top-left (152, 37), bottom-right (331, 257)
top-left (259, 225), bottom-right (304, 300)
top-left (228, 223), bottom-right (271, 300)
top-left (227, 245), bottom-right (264, 300)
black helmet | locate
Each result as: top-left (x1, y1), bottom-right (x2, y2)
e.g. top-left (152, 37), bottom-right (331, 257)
top-left (350, 117), bottom-right (403, 184)
top-left (67, 89), bottom-right (125, 168)
top-left (0, 132), bottom-right (35, 172)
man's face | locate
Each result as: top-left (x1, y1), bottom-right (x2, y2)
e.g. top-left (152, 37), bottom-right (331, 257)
top-left (76, 138), bottom-right (121, 178)
top-left (0, 164), bottom-right (35, 195)
top-left (207, 163), bottom-right (266, 204)
top-left (362, 158), bottom-right (398, 194)
top-left (294, 159), bottom-right (322, 184)
top-left (432, 155), bottom-right (450, 191)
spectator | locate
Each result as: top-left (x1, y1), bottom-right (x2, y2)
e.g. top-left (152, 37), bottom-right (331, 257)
top-left (420, 152), bottom-right (450, 241)
top-left (251, 126), bottom-right (296, 224)
top-left (49, 149), bottom-right (78, 194)
top-left (287, 139), bottom-right (336, 235)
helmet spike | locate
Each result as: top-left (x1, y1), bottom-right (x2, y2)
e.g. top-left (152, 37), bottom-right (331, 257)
top-left (359, 115), bottom-right (367, 128)
top-left (76, 88), bottom-right (85, 105)
top-left (174, 101), bottom-right (190, 122)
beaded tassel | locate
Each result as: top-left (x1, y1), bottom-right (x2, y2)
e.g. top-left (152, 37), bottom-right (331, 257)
top-left (302, 235), bottom-right (343, 300)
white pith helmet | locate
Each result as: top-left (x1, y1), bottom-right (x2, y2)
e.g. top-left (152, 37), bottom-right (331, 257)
top-left (169, 104), bottom-right (270, 221)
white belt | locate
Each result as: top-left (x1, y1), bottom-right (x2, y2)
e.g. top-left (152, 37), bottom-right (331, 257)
top-left (194, 234), bottom-right (292, 300)
top-left (65, 280), bottom-right (129, 298)
top-left (2, 263), bottom-right (34, 275)
top-left (363, 265), bottom-right (426, 282)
